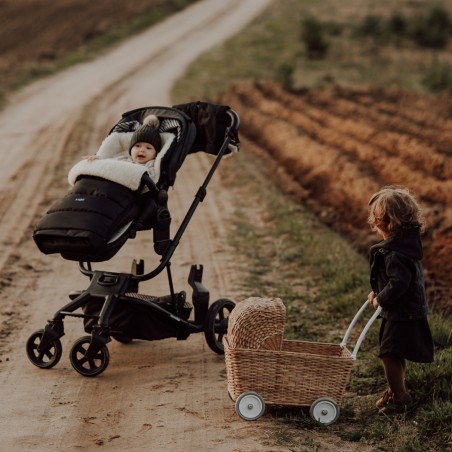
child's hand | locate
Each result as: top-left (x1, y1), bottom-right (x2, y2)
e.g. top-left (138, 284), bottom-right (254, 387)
top-left (372, 297), bottom-right (380, 309)
top-left (368, 291), bottom-right (380, 309)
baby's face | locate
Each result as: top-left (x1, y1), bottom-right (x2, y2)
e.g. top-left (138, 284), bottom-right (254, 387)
top-left (130, 142), bottom-right (157, 163)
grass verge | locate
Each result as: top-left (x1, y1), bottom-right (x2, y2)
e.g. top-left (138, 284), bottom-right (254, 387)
top-left (216, 141), bottom-right (451, 451)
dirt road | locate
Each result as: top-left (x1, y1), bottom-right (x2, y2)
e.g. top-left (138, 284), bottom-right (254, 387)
top-left (0, 1), bottom-right (278, 450)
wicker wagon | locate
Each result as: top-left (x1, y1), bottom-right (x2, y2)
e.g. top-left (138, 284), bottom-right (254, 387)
top-left (224, 297), bottom-right (381, 424)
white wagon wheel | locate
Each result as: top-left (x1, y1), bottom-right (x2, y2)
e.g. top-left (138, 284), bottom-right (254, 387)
top-left (235, 391), bottom-right (266, 421)
top-left (309, 397), bottom-right (340, 425)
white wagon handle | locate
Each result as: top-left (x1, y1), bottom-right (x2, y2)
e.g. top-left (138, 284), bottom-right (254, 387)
top-left (340, 301), bottom-right (382, 360)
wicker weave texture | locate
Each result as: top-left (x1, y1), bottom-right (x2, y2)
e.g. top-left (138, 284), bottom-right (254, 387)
top-left (226, 297), bottom-right (286, 350)
top-left (225, 338), bottom-right (353, 406)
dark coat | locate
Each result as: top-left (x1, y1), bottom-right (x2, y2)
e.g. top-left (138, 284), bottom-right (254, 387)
top-left (369, 228), bottom-right (429, 320)
top-left (369, 228), bottom-right (434, 362)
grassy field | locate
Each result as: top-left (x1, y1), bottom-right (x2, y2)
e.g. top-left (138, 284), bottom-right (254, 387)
top-left (172, 0), bottom-right (452, 450)
top-left (172, 0), bottom-right (452, 101)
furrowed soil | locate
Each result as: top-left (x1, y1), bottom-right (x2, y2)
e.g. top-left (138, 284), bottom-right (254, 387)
top-left (221, 80), bottom-right (452, 315)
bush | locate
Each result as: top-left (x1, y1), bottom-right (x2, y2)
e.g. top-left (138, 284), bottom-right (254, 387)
top-left (300, 17), bottom-right (329, 60)
top-left (357, 14), bottom-right (384, 37)
top-left (408, 7), bottom-right (451, 49)
top-left (388, 11), bottom-right (407, 35)
top-left (422, 60), bottom-right (452, 92)
top-left (277, 62), bottom-right (296, 88)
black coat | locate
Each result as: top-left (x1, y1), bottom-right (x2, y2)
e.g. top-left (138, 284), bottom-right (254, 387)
top-left (369, 228), bottom-right (429, 320)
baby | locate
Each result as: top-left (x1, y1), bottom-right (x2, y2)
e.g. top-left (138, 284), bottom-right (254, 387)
top-left (84, 115), bottom-right (162, 180)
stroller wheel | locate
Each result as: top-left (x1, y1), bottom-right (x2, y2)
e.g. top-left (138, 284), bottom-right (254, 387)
top-left (204, 298), bottom-right (235, 354)
top-left (26, 329), bottom-right (62, 369)
top-left (69, 336), bottom-right (110, 377)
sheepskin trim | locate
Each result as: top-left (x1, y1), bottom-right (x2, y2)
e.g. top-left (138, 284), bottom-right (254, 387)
top-left (68, 159), bottom-right (147, 191)
top-left (97, 131), bottom-right (174, 160)
top-left (97, 132), bottom-right (133, 158)
top-left (152, 132), bottom-right (174, 180)
top-left (67, 133), bottom-right (175, 190)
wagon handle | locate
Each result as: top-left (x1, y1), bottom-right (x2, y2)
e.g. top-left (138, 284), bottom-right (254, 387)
top-left (340, 301), bottom-right (382, 360)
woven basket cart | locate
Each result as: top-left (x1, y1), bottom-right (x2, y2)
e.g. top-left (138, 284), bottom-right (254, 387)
top-left (224, 297), bottom-right (381, 424)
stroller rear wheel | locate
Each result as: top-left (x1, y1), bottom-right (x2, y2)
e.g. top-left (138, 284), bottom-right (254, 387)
top-left (204, 298), bottom-right (235, 354)
top-left (69, 336), bottom-right (110, 377)
top-left (26, 329), bottom-right (62, 369)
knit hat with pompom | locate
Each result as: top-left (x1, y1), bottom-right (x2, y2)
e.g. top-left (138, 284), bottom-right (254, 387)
top-left (129, 114), bottom-right (162, 154)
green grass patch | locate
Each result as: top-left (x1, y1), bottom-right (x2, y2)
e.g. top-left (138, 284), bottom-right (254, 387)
top-left (171, 0), bottom-right (452, 101)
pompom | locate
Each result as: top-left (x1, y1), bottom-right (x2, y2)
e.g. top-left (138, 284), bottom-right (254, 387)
top-left (142, 114), bottom-right (160, 129)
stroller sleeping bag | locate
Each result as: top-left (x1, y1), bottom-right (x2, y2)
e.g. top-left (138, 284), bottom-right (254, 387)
top-left (33, 122), bottom-right (176, 262)
top-left (32, 103), bottom-right (237, 263)
top-left (33, 176), bottom-right (157, 262)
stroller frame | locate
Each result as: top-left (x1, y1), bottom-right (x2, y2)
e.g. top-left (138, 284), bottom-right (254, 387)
top-left (26, 109), bottom-right (240, 377)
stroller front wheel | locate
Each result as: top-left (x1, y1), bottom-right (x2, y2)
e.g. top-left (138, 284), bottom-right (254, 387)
top-left (26, 329), bottom-right (62, 369)
top-left (204, 298), bottom-right (235, 354)
top-left (69, 336), bottom-right (110, 377)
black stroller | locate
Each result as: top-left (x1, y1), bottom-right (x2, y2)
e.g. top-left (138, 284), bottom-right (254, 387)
top-left (26, 102), bottom-right (240, 377)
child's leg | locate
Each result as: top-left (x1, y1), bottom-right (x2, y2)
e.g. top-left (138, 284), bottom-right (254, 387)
top-left (380, 353), bottom-right (412, 404)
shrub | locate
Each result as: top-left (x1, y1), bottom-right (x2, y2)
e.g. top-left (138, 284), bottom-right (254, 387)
top-left (300, 17), bottom-right (329, 60)
top-left (408, 7), bottom-right (451, 49)
top-left (388, 11), bottom-right (407, 35)
top-left (422, 60), bottom-right (452, 92)
top-left (277, 62), bottom-right (296, 88)
top-left (357, 14), bottom-right (384, 37)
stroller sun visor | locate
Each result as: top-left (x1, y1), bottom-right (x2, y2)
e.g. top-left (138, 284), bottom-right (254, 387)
top-left (67, 132), bottom-right (175, 191)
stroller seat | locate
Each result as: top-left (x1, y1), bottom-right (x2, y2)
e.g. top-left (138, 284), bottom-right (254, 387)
top-left (33, 107), bottom-right (193, 262)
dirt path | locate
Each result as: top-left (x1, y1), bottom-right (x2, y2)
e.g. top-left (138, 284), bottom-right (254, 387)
top-left (0, 1), bottom-right (280, 450)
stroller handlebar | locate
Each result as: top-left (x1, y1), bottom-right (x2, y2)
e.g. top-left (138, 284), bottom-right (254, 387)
top-left (226, 109), bottom-right (240, 135)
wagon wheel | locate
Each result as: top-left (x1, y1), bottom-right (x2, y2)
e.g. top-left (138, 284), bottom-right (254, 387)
top-left (69, 336), bottom-right (110, 377)
top-left (204, 298), bottom-right (235, 354)
top-left (235, 391), bottom-right (266, 421)
top-left (309, 397), bottom-right (340, 425)
top-left (26, 329), bottom-right (62, 369)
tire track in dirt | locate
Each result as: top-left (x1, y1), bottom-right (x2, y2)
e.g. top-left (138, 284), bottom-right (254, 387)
top-left (222, 81), bottom-right (452, 313)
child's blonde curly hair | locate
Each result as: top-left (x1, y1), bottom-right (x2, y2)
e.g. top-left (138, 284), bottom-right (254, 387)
top-left (368, 186), bottom-right (425, 235)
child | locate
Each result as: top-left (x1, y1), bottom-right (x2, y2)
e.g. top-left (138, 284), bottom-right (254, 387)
top-left (367, 186), bottom-right (434, 415)
top-left (83, 115), bottom-right (162, 180)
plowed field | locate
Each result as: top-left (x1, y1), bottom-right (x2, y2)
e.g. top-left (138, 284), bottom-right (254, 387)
top-left (222, 81), bottom-right (452, 313)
